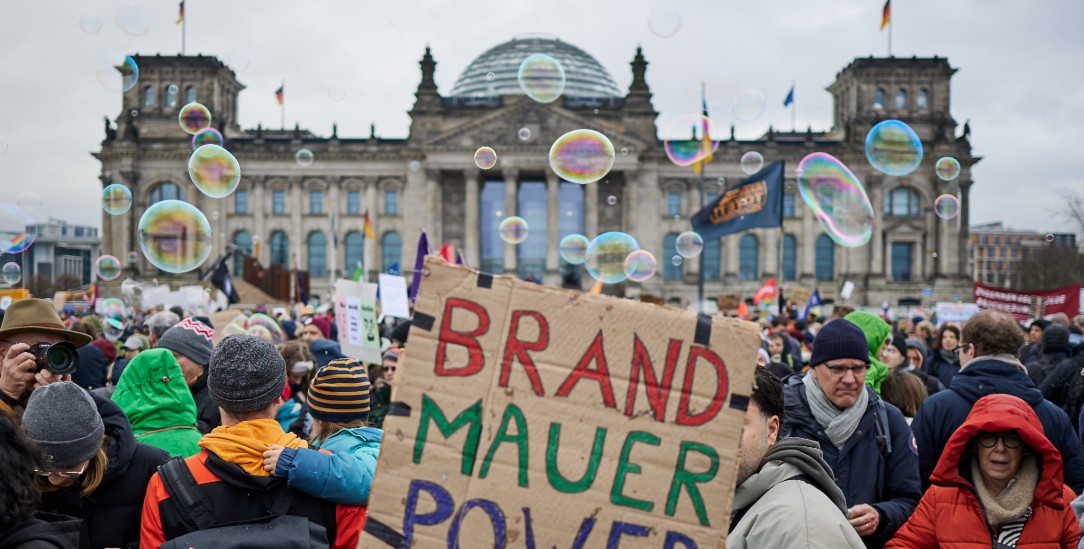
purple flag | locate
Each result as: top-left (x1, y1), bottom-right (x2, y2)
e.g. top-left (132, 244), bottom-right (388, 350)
top-left (409, 230), bottom-right (429, 303)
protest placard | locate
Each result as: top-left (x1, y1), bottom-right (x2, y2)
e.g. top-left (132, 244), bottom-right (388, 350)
top-left (935, 302), bottom-right (980, 326)
top-left (379, 273), bottom-right (412, 319)
top-left (333, 278), bottom-right (382, 365)
top-left (360, 257), bottom-right (761, 548)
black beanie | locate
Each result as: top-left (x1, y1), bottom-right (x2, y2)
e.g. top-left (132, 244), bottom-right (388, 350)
top-left (888, 332), bottom-right (908, 357)
top-left (808, 319), bottom-right (871, 367)
top-left (1043, 324), bottom-right (1071, 354)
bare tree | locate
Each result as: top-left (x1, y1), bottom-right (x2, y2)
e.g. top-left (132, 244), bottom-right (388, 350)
top-left (1055, 187), bottom-right (1084, 236)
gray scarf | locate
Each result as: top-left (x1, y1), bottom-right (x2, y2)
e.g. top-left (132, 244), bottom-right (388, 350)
top-left (971, 455), bottom-right (1038, 528)
top-left (803, 373), bottom-right (869, 450)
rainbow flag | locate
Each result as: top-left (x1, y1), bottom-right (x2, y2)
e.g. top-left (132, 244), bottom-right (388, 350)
top-left (176, 1), bottom-right (184, 25)
top-left (880, 0), bottom-right (890, 30)
top-left (692, 96), bottom-right (713, 175)
top-left (363, 210), bottom-right (376, 240)
top-left (274, 85), bottom-right (284, 106)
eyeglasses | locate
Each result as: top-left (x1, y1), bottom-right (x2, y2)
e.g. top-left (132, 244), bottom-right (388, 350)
top-left (34, 462), bottom-right (88, 478)
top-left (977, 432), bottom-right (1023, 449)
top-left (952, 344), bottom-right (968, 359)
top-left (822, 363), bottom-right (868, 377)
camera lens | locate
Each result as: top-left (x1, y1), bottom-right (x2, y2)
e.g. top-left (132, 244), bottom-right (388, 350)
top-left (43, 342), bottom-right (78, 376)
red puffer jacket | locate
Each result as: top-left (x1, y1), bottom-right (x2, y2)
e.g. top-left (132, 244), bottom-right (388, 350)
top-left (887, 393), bottom-right (1081, 548)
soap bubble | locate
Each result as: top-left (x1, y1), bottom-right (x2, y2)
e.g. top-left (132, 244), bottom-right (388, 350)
top-left (189, 145), bottom-right (241, 198)
top-left (192, 128), bottom-right (224, 150)
top-left (1045, 233), bottom-right (1056, 243)
top-left (675, 231), bottom-right (704, 258)
top-left (137, 200), bottom-right (213, 273)
top-left (865, 120), bottom-right (923, 176)
top-left (936, 157), bottom-right (961, 181)
top-left (0, 205), bottom-right (34, 254)
top-left (17, 192), bottom-right (43, 215)
top-left (96, 52), bottom-right (139, 93)
top-left (517, 53), bottom-right (566, 104)
top-left (102, 318), bottom-right (126, 341)
top-left (115, 2), bottom-right (150, 36)
top-left (247, 313), bottom-right (285, 345)
top-left (934, 194), bottom-right (960, 220)
top-left (1, 263), bottom-right (21, 285)
top-left (96, 255), bottom-right (123, 281)
top-left (499, 216), bottom-right (528, 244)
top-left (648, 3), bottom-right (682, 38)
top-left (295, 148), bottom-right (315, 167)
top-left (549, 129), bottom-right (615, 184)
top-left (474, 147), bottom-right (497, 170)
top-left (740, 151), bottom-right (764, 175)
top-left (585, 232), bottom-right (640, 284)
top-left (797, 152), bottom-right (874, 247)
top-left (732, 90), bottom-right (767, 122)
top-left (408, 160), bottom-right (422, 172)
top-left (178, 103), bottom-right (212, 135)
top-left (518, 127), bottom-right (532, 141)
top-left (96, 298), bottom-right (126, 320)
top-left (663, 114), bottom-right (720, 168)
top-left (79, 13), bottom-right (103, 34)
top-left (559, 234), bottom-right (590, 265)
top-left (486, 72), bottom-right (496, 81)
top-left (246, 325), bottom-right (273, 342)
top-left (623, 251), bottom-right (657, 282)
top-left (607, 195), bottom-right (618, 206)
top-left (671, 255), bottom-right (683, 266)
top-left (327, 83), bottom-right (347, 102)
top-left (102, 184), bottom-right (133, 215)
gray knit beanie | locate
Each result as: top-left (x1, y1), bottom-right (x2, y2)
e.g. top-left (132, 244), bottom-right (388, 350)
top-left (157, 318), bottom-right (214, 366)
top-left (209, 334), bottom-right (287, 414)
top-left (23, 382), bottom-right (104, 468)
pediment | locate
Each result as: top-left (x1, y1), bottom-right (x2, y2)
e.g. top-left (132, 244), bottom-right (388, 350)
top-left (882, 217), bottom-right (927, 233)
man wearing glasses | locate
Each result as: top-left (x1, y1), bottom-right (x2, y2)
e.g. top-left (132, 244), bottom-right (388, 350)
top-left (782, 318), bottom-right (920, 548)
top-left (912, 309), bottom-right (1084, 493)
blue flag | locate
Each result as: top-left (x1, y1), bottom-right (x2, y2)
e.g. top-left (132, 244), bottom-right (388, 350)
top-left (386, 262), bottom-right (400, 276)
top-left (800, 289), bottom-right (822, 320)
top-left (691, 161), bottom-right (784, 240)
top-left (783, 84), bottom-right (794, 107)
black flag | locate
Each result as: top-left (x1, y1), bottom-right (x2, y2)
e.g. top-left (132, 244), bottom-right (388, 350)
top-left (211, 259), bottom-right (241, 304)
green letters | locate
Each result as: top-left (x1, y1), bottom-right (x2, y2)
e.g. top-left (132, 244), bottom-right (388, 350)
top-left (610, 431), bottom-right (661, 512)
top-left (414, 394), bottom-right (483, 476)
top-left (546, 423), bottom-right (607, 493)
top-left (665, 441), bottom-right (720, 526)
top-left (479, 403), bottom-right (530, 487)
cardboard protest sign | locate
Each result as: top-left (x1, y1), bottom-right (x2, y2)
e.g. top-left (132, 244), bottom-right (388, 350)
top-left (361, 257), bottom-right (761, 548)
top-left (333, 279), bottom-right (382, 365)
top-left (379, 273), bottom-right (412, 318)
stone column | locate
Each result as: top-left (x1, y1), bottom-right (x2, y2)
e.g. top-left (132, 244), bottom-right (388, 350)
top-left (253, 178), bottom-right (266, 265)
top-left (364, 178), bottom-right (378, 276)
top-left (426, 169), bottom-right (443, 246)
top-left (585, 181), bottom-right (599, 237)
top-left (463, 168), bottom-right (480, 268)
top-left (869, 182), bottom-right (884, 276)
top-left (327, 178), bottom-right (341, 279)
top-left (545, 170), bottom-right (560, 283)
top-left (801, 200), bottom-right (816, 277)
top-left (957, 180), bottom-right (972, 278)
top-left (502, 169), bottom-right (519, 273)
top-left (291, 179), bottom-right (304, 272)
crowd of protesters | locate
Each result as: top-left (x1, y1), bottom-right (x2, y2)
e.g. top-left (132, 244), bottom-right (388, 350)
top-left (3, 293), bottom-right (1084, 548)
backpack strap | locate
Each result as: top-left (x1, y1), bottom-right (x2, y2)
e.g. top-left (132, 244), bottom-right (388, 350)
top-left (873, 398), bottom-right (893, 458)
top-left (158, 456), bottom-right (217, 531)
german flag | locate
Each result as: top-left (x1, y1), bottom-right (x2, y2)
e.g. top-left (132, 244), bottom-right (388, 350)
top-left (176, 1), bottom-right (184, 25)
top-left (880, 0), bottom-right (890, 31)
top-left (363, 210), bottom-right (376, 240)
top-left (274, 85), bottom-right (284, 106)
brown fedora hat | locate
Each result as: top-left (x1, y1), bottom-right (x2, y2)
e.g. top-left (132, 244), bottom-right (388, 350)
top-left (0, 299), bottom-right (92, 348)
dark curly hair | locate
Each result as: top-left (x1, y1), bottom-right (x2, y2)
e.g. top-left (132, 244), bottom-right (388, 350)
top-left (0, 412), bottom-right (42, 527)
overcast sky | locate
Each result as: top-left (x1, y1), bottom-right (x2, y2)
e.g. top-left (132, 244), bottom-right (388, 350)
top-left (2, 0), bottom-right (1081, 234)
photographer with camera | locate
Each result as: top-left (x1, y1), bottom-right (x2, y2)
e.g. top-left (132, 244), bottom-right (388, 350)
top-left (0, 299), bottom-right (89, 419)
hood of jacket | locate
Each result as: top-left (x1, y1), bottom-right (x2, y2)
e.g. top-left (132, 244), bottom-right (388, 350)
top-left (88, 391), bottom-right (138, 485)
top-left (931, 393), bottom-right (1066, 507)
top-left (316, 426), bottom-right (383, 453)
top-left (111, 348), bottom-right (199, 434)
top-left (733, 437), bottom-right (847, 514)
top-left (950, 358), bottom-right (1044, 406)
top-left (199, 418), bottom-right (306, 476)
top-left (844, 311), bottom-right (891, 392)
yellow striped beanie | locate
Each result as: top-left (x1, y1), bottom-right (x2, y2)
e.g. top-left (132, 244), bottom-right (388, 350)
top-left (307, 357), bottom-right (371, 422)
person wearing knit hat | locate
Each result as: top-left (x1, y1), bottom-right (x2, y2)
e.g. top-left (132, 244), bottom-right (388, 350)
top-left (781, 318), bottom-right (921, 545)
top-left (901, 337), bottom-right (944, 396)
top-left (157, 318), bottom-right (220, 434)
top-left (879, 332), bottom-right (909, 371)
top-left (207, 334), bottom-right (287, 414)
top-left (23, 382), bottom-right (104, 471)
top-left (262, 357), bottom-right (382, 506)
top-left (1025, 323), bottom-right (1072, 386)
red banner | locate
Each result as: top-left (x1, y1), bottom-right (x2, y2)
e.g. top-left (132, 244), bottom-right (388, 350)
top-left (973, 282), bottom-right (1081, 321)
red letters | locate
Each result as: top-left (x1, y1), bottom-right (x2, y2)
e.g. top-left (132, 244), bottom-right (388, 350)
top-left (499, 310), bottom-right (549, 396)
top-left (556, 331), bottom-right (616, 408)
top-left (625, 336), bottom-right (682, 422)
top-left (435, 298), bottom-right (490, 377)
top-left (675, 347), bottom-right (729, 426)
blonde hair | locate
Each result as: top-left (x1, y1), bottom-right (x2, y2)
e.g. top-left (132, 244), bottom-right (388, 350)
top-left (311, 419), bottom-right (369, 444)
top-left (36, 436), bottom-right (109, 498)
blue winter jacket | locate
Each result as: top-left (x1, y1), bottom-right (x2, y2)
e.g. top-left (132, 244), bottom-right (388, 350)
top-left (275, 398), bottom-right (303, 433)
top-left (782, 374), bottom-right (920, 548)
top-left (912, 357), bottom-right (1084, 494)
top-left (273, 426), bottom-right (382, 506)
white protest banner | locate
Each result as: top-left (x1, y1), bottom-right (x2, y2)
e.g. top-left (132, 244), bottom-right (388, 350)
top-left (379, 273), bottom-right (412, 318)
top-left (333, 279), bottom-right (382, 365)
top-left (935, 302), bottom-right (980, 326)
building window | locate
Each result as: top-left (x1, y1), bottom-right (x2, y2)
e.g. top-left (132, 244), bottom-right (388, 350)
top-left (150, 182), bottom-right (184, 204)
top-left (740, 234), bottom-right (759, 281)
top-left (783, 193), bottom-right (796, 217)
top-left (666, 192), bottom-right (681, 217)
top-left (307, 232), bottom-right (327, 277)
top-left (185, 85), bottom-right (197, 103)
top-left (663, 233), bottom-right (681, 281)
top-left (385, 190), bottom-right (399, 215)
top-left (344, 231), bottom-right (364, 275)
top-left (480, 180), bottom-right (505, 273)
top-left (164, 84), bottom-right (178, 107)
top-left (309, 190), bottom-right (323, 214)
top-left (782, 234), bottom-right (797, 281)
top-left (381, 232), bottom-right (401, 273)
top-left (815, 234), bottom-right (835, 281)
top-left (232, 231), bottom-right (252, 275)
top-left (884, 187), bottom-right (921, 217)
top-left (234, 190), bottom-right (248, 214)
top-left (873, 88), bottom-right (886, 110)
top-left (142, 86), bottom-right (156, 107)
top-left (703, 241), bottom-right (720, 281)
top-left (517, 181), bottom-right (547, 281)
top-left (895, 88), bottom-right (907, 110)
top-left (917, 89), bottom-right (929, 110)
top-left (891, 242), bottom-right (914, 281)
top-left (347, 191), bottom-right (361, 215)
top-left (558, 182), bottom-right (585, 288)
top-left (270, 231), bottom-right (289, 267)
top-left (272, 190), bottom-right (286, 214)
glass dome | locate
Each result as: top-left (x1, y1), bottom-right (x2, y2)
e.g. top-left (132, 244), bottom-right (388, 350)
top-left (449, 34), bottom-right (622, 99)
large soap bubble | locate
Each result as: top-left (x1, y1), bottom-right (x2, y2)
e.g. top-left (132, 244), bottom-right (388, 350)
top-left (517, 54), bottom-right (566, 104)
top-left (188, 145), bottom-right (241, 198)
top-left (663, 114), bottom-right (720, 168)
top-left (137, 200), bottom-right (213, 273)
top-left (585, 232), bottom-right (640, 284)
top-left (797, 153), bottom-right (874, 247)
top-left (865, 120), bottom-right (923, 176)
top-left (549, 130), bottom-right (615, 184)
top-left (559, 234), bottom-right (590, 265)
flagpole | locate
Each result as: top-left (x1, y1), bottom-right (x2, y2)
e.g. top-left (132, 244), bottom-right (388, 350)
top-left (280, 79), bottom-right (285, 130)
top-left (180, 1), bottom-right (186, 55)
top-left (888, 4), bottom-right (893, 56)
top-left (697, 82), bottom-right (707, 313)
top-left (776, 227), bottom-right (784, 314)
top-left (791, 81), bottom-right (796, 132)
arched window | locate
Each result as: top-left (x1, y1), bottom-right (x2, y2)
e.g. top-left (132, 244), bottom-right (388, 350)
top-left (307, 232), bottom-right (327, 277)
top-left (270, 231), bottom-right (289, 267)
top-left (782, 234), bottom-right (797, 281)
top-left (185, 85), bottom-right (197, 104)
top-left (344, 231), bottom-right (364, 276)
top-left (895, 88), bottom-right (908, 110)
top-left (232, 231), bottom-right (252, 275)
top-left (703, 241), bottom-right (721, 281)
top-left (149, 182), bottom-right (184, 204)
top-left (381, 232), bottom-right (401, 273)
top-left (142, 85), bottom-right (156, 107)
top-left (873, 88), bottom-right (885, 110)
top-left (883, 187), bottom-right (921, 217)
top-left (740, 234), bottom-right (759, 281)
top-left (816, 235), bottom-right (835, 281)
top-left (917, 89), bottom-right (929, 110)
top-left (164, 84), bottom-right (178, 107)
top-left (663, 233), bottom-right (681, 281)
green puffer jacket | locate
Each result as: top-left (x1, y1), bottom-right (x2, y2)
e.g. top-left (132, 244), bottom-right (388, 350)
top-left (111, 348), bottom-right (202, 457)
top-left (845, 311), bottom-right (891, 394)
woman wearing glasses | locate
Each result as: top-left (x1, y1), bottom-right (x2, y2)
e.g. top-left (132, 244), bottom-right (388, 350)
top-left (888, 393), bottom-right (1081, 548)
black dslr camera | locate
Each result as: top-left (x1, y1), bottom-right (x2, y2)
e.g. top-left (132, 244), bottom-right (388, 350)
top-left (28, 342), bottom-right (79, 376)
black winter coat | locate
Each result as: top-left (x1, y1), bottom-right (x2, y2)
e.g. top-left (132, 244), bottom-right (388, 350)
top-left (71, 345), bottom-right (107, 391)
top-left (923, 349), bottom-right (960, 388)
top-left (1039, 353), bottom-right (1084, 432)
top-left (0, 512), bottom-right (81, 549)
top-left (189, 373), bottom-right (221, 434)
top-left (39, 392), bottom-right (168, 549)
